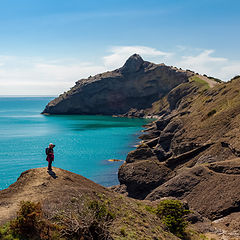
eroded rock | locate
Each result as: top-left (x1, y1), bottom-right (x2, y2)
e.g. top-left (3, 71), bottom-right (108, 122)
top-left (118, 160), bottom-right (172, 199)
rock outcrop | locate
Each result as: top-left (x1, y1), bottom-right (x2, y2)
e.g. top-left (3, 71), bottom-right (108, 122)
top-left (117, 76), bottom-right (240, 229)
top-left (42, 54), bottom-right (192, 115)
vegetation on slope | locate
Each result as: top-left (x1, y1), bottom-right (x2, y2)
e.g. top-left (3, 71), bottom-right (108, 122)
top-left (189, 76), bottom-right (210, 90)
top-left (0, 166), bottom-right (210, 240)
top-left (0, 168), bottom-right (186, 240)
top-left (0, 198), bottom-right (208, 240)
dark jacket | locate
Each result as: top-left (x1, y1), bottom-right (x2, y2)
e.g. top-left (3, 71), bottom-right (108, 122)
top-left (46, 148), bottom-right (54, 162)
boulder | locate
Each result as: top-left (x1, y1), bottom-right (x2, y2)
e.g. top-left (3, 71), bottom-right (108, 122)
top-left (118, 160), bottom-right (172, 199)
top-left (126, 144), bottom-right (158, 163)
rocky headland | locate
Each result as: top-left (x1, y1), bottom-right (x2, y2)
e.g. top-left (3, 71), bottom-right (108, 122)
top-left (42, 54), bottom-right (193, 116)
top-left (115, 74), bottom-right (240, 239)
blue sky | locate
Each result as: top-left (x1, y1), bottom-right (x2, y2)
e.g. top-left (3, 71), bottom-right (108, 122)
top-left (0, 0), bottom-right (239, 95)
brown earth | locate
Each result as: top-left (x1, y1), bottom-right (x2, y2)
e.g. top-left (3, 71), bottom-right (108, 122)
top-left (0, 167), bottom-right (107, 225)
top-left (0, 167), bottom-right (181, 240)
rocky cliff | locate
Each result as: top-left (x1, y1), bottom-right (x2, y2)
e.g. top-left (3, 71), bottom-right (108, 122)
top-left (42, 54), bottom-right (192, 115)
top-left (116, 76), bottom-right (240, 239)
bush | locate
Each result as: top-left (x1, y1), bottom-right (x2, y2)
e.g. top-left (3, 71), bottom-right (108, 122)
top-left (156, 199), bottom-right (190, 238)
top-left (10, 201), bottom-right (42, 237)
top-left (231, 75), bottom-right (240, 81)
top-left (59, 200), bottom-right (114, 240)
top-left (9, 201), bottom-right (60, 240)
top-left (207, 76), bottom-right (222, 83)
top-left (89, 200), bottom-right (115, 221)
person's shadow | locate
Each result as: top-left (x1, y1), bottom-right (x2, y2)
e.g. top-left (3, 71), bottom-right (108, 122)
top-left (47, 170), bottom-right (58, 179)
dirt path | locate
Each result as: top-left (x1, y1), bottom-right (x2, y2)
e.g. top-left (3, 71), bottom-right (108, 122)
top-left (197, 74), bottom-right (219, 88)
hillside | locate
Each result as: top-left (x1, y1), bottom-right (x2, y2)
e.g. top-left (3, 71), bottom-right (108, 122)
top-left (116, 76), bottom-right (240, 239)
top-left (0, 167), bottom-right (182, 240)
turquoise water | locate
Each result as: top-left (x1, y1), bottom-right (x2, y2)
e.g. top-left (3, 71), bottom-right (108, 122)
top-left (0, 97), bottom-right (150, 190)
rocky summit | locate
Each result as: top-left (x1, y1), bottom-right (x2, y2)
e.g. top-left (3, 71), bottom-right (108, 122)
top-left (42, 54), bottom-right (192, 115)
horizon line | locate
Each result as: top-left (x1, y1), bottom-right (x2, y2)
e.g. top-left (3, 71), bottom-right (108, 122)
top-left (0, 95), bottom-right (57, 97)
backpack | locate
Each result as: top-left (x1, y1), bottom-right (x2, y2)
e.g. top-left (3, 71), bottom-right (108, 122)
top-left (45, 148), bottom-right (49, 155)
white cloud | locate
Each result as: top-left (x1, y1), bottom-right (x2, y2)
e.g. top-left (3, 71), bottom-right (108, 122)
top-left (176, 49), bottom-right (239, 80)
top-left (0, 46), bottom-right (239, 95)
top-left (0, 56), bottom-right (105, 95)
top-left (180, 50), bottom-right (227, 64)
top-left (176, 49), bottom-right (227, 75)
top-left (103, 45), bottom-right (172, 69)
top-left (220, 62), bottom-right (240, 79)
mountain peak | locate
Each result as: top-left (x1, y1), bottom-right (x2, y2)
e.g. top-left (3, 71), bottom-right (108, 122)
top-left (121, 54), bottom-right (144, 73)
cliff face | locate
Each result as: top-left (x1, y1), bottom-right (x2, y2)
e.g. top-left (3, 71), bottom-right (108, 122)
top-left (42, 54), bottom-right (191, 115)
top-left (117, 77), bottom-right (240, 237)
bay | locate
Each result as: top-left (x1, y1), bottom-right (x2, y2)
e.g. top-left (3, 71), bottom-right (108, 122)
top-left (0, 97), bottom-right (150, 190)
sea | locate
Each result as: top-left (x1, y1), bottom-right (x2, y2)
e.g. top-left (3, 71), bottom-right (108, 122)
top-left (0, 97), bottom-right (151, 190)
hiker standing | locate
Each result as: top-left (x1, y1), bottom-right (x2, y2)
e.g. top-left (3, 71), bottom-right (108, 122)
top-left (46, 143), bottom-right (55, 171)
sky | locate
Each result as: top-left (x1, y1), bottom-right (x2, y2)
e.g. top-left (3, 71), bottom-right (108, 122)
top-left (0, 0), bottom-right (239, 95)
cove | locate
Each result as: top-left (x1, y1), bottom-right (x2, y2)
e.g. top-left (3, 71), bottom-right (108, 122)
top-left (0, 97), bottom-right (151, 190)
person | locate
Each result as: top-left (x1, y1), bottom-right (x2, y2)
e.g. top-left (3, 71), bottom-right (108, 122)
top-left (46, 143), bottom-right (55, 171)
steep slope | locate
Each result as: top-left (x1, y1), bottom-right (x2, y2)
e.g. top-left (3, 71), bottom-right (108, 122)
top-left (117, 76), bottom-right (240, 229)
top-left (42, 54), bottom-right (192, 115)
top-left (0, 167), bottom-right (180, 240)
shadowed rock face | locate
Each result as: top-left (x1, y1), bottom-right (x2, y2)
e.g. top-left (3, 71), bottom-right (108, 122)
top-left (42, 54), bottom-right (190, 115)
top-left (146, 159), bottom-right (240, 220)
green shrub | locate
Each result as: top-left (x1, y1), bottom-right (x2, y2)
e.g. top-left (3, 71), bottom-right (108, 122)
top-left (89, 200), bottom-right (115, 221)
top-left (59, 200), bottom-right (115, 239)
top-left (9, 201), bottom-right (61, 240)
top-left (120, 227), bottom-right (126, 236)
top-left (10, 201), bottom-right (42, 237)
top-left (207, 76), bottom-right (222, 83)
top-left (145, 205), bottom-right (155, 214)
top-left (231, 75), bottom-right (240, 81)
top-left (156, 199), bottom-right (190, 238)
